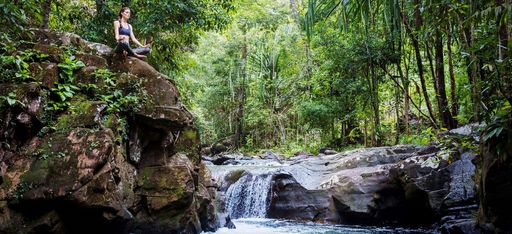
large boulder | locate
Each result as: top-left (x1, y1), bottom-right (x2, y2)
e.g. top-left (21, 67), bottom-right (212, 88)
top-left (478, 119), bottom-right (512, 233)
top-left (268, 173), bottom-right (337, 222)
top-left (266, 141), bottom-right (480, 231)
top-left (0, 29), bottom-right (217, 234)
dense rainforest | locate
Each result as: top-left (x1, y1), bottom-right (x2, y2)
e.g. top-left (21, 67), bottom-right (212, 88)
top-left (180, 0), bottom-right (512, 154)
top-left (1, 0), bottom-right (512, 234)
top-left (2, 0), bottom-right (511, 154)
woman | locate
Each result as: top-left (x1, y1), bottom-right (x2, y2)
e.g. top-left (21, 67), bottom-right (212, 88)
top-left (113, 7), bottom-right (151, 59)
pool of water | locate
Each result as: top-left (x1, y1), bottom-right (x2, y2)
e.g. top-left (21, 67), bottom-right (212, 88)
top-left (203, 218), bottom-right (436, 234)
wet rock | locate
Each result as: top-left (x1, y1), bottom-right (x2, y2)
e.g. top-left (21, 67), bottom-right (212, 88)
top-left (207, 137), bottom-right (235, 155)
top-left (448, 123), bottom-right (483, 141)
top-left (259, 151), bottom-right (284, 161)
top-left (202, 156), bottom-right (213, 162)
top-left (323, 149), bottom-right (337, 155)
top-left (441, 219), bottom-right (482, 234)
top-left (211, 154), bottom-right (236, 165)
top-left (219, 170), bottom-right (245, 192)
top-left (260, 144), bottom-right (479, 230)
top-left (224, 215), bottom-right (236, 229)
top-left (268, 173), bottom-right (336, 222)
top-left (319, 147), bottom-right (337, 155)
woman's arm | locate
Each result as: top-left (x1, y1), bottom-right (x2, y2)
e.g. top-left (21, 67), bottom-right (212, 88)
top-left (114, 20), bottom-right (121, 41)
top-left (129, 25), bottom-right (145, 47)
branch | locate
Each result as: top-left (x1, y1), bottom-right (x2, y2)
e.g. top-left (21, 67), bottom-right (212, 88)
top-left (379, 64), bottom-right (439, 128)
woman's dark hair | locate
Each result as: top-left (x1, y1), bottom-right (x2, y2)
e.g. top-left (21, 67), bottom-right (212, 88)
top-left (118, 7), bottom-right (130, 19)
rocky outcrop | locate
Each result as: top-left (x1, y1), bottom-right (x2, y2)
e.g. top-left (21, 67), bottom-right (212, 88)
top-left (268, 173), bottom-right (336, 222)
top-left (211, 128), bottom-right (482, 232)
top-left (279, 142), bottom-right (481, 231)
top-left (0, 29), bottom-right (217, 233)
top-left (478, 119), bottom-right (512, 233)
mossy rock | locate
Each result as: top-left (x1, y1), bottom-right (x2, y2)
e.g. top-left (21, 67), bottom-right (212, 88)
top-left (33, 43), bottom-right (63, 63)
top-left (54, 100), bottom-right (107, 130)
top-left (26, 29), bottom-right (91, 53)
top-left (75, 66), bottom-right (100, 88)
top-left (115, 73), bottom-right (143, 94)
top-left (75, 53), bottom-right (107, 68)
top-left (174, 127), bottom-right (201, 164)
top-left (28, 62), bottom-right (58, 89)
top-left (0, 155), bottom-right (32, 200)
top-left (19, 128), bottom-right (114, 200)
top-left (0, 82), bottom-right (50, 124)
top-left (137, 154), bottom-right (195, 212)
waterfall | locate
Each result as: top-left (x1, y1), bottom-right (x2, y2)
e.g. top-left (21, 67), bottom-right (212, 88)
top-left (224, 173), bottom-right (273, 218)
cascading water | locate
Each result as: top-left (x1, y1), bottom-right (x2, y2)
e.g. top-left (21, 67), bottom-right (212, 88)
top-left (224, 172), bottom-right (273, 218)
top-left (208, 158), bottom-right (284, 219)
top-left (204, 150), bottom-right (439, 234)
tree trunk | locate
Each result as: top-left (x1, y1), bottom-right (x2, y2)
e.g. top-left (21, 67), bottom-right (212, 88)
top-left (497, 0), bottom-right (508, 62)
top-left (395, 84), bottom-right (401, 145)
top-left (396, 61), bottom-right (408, 136)
top-left (457, 4), bottom-right (481, 121)
top-left (235, 35), bottom-right (248, 148)
top-left (425, 41), bottom-right (439, 107)
top-left (400, 3), bottom-right (437, 127)
top-left (434, 30), bottom-right (455, 129)
top-left (289, 0), bottom-right (300, 20)
top-left (402, 52), bottom-right (411, 133)
top-left (496, 0), bottom-right (512, 105)
top-left (41, 0), bottom-right (52, 29)
top-left (446, 22), bottom-right (458, 126)
top-left (369, 65), bottom-right (381, 146)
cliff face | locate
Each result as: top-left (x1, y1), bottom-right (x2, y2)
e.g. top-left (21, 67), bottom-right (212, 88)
top-left (0, 29), bottom-right (217, 234)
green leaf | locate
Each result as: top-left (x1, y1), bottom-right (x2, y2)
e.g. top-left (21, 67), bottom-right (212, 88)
top-left (6, 97), bottom-right (16, 106)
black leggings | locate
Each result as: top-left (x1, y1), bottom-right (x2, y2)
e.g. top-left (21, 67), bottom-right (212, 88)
top-left (114, 41), bottom-right (150, 56)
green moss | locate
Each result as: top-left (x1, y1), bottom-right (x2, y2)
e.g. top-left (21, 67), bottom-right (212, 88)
top-left (155, 210), bottom-right (186, 228)
top-left (139, 167), bottom-right (153, 187)
top-left (54, 100), bottom-right (105, 130)
top-left (103, 114), bottom-right (118, 129)
top-left (54, 114), bottom-right (73, 130)
top-left (183, 129), bottom-right (197, 141)
top-left (32, 131), bottom-right (69, 159)
top-left (20, 159), bottom-right (49, 184)
top-left (171, 186), bottom-right (186, 198)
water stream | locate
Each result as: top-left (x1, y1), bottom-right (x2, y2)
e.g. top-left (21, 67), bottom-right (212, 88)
top-left (204, 218), bottom-right (433, 234)
top-left (205, 158), bottom-right (436, 234)
top-left (224, 172), bottom-right (273, 218)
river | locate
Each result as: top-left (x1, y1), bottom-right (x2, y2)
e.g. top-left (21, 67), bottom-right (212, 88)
top-left (204, 156), bottom-right (437, 234)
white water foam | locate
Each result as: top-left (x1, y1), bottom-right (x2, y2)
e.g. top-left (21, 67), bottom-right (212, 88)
top-left (224, 173), bottom-right (273, 218)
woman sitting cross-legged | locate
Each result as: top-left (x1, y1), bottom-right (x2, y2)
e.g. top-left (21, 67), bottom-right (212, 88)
top-left (113, 7), bottom-right (151, 59)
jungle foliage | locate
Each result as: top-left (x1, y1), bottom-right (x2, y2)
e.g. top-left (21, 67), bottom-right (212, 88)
top-left (1, 0), bottom-right (511, 154)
